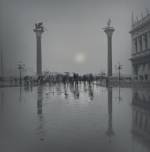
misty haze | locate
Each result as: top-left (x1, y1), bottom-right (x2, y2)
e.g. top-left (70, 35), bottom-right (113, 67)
top-left (1, 0), bottom-right (150, 152)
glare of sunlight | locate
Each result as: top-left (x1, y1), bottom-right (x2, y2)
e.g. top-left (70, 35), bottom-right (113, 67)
top-left (74, 53), bottom-right (86, 64)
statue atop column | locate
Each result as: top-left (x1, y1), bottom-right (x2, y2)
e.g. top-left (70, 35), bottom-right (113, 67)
top-left (35, 22), bottom-right (44, 32)
top-left (107, 18), bottom-right (111, 27)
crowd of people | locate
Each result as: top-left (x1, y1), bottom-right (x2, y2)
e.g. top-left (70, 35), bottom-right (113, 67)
top-left (1, 72), bottom-right (133, 88)
top-left (5, 73), bottom-right (102, 87)
top-left (24, 73), bottom-right (97, 86)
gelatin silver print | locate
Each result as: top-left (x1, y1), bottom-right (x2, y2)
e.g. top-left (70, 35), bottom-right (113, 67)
top-left (0, 0), bottom-right (150, 152)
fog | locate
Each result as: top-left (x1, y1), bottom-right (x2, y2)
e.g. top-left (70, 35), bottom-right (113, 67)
top-left (1, 0), bottom-right (150, 76)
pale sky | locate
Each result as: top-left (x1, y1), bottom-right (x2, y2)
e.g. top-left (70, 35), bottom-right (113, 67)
top-left (1, 0), bottom-right (150, 76)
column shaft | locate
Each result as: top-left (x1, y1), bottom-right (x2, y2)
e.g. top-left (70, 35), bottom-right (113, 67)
top-left (108, 36), bottom-right (112, 77)
top-left (36, 34), bottom-right (42, 76)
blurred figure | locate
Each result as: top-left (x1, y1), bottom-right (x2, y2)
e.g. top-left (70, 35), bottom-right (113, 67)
top-left (88, 83), bottom-right (94, 101)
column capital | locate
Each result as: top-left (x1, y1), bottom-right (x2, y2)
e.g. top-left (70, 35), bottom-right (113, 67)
top-left (104, 27), bottom-right (115, 38)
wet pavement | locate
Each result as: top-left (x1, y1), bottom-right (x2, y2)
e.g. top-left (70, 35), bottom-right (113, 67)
top-left (0, 83), bottom-right (150, 152)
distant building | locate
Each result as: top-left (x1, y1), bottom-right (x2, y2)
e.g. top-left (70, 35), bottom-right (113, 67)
top-left (130, 12), bottom-right (150, 81)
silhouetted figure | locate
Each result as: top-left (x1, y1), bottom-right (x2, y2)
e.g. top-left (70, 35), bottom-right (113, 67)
top-left (73, 73), bottom-right (79, 87)
top-left (106, 77), bottom-right (109, 87)
top-left (88, 84), bottom-right (94, 101)
top-left (88, 74), bottom-right (94, 85)
top-left (73, 83), bottom-right (80, 100)
top-left (64, 84), bottom-right (68, 99)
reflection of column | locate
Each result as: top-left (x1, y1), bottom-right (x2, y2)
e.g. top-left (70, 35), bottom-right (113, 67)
top-left (37, 86), bottom-right (45, 141)
top-left (19, 86), bottom-right (22, 102)
top-left (106, 87), bottom-right (114, 141)
top-left (132, 89), bottom-right (150, 142)
top-left (118, 86), bottom-right (121, 102)
top-left (37, 86), bottom-right (43, 115)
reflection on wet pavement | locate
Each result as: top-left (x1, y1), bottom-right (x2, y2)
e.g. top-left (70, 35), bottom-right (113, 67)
top-left (0, 83), bottom-right (150, 152)
top-left (132, 89), bottom-right (150, 151)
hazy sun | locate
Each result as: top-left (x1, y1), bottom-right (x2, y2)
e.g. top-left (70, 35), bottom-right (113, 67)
top-left (74, 53), bottom-right (86, 64)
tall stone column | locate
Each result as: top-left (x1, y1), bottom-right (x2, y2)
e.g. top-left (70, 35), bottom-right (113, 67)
top-left (132, 38), bottom-right (135, 54)
top-left (33, 22), bottom-right (44, 76)
top-left (103, 19), bottom-right (115, 78)
top-left (139, 36), bottom-right (143, 52)
top-left (142, 35), bottom-right (145, 51)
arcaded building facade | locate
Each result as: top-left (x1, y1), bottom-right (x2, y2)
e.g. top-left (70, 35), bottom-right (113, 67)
top-left (130, 13), bottom-right (150, 81)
